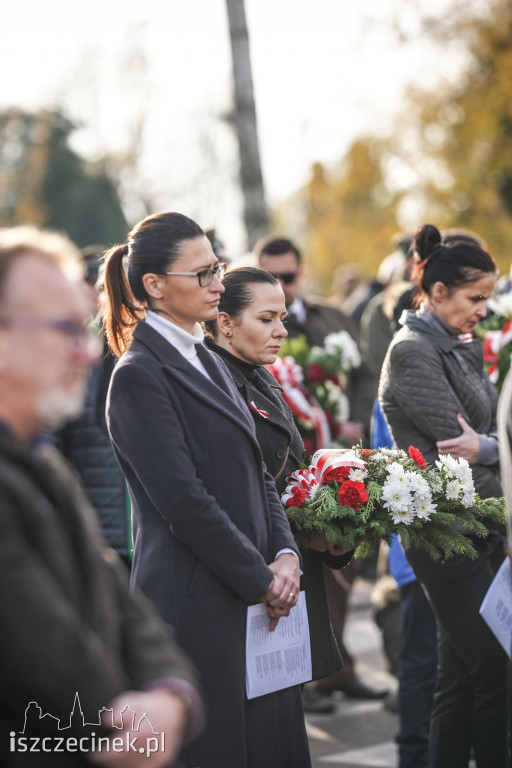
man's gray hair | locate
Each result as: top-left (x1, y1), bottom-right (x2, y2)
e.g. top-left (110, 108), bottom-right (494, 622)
top-left (0, 226), bottom-right (84, 296)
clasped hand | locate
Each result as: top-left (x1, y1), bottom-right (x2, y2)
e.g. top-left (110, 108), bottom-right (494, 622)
top-left (260, 553), bottom-right (300, 632)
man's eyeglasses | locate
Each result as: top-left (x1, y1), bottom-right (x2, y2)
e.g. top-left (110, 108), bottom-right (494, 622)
top-left (269, 271), bottom-right (299, 285)
top-left (0, 315), bottom-right (102, 356)
top-left (163, 262), bottom-right (226, 288)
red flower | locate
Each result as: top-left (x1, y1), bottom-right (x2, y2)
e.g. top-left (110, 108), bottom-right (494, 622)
top-left (338, 481), bottom-right (369, 511)
top-left (286, 486), bottom-right (307, 508)
top-left (305, 362), bottom-right (327, 384)
top-left (324, 466), bottom-right (351, 484)
top-left (408, 446), bottom-right (427, 470)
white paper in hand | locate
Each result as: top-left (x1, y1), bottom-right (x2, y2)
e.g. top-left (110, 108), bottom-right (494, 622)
top-left (246, 591), bottom-right (312, 699)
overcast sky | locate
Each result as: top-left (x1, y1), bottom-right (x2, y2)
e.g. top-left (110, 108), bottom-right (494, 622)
top-left (1, 0), bottom-right (473, 253)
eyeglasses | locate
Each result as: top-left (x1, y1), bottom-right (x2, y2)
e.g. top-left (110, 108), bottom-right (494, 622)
top-left (163, 262), bottom-right (226, 287)
top-left (0, 315), bottom-right (103, 357)
top-left (269, 271), bottom-right (299, 285)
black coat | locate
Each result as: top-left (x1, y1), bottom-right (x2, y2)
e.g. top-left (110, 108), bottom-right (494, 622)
top-left (56, 341), bottom-right (130, 560)
top-left (286, 297), bottom-right (375, 437)
top-left (107, 322), bottom-right (308, 768)
top-left (0, 426), bottom-right (200, 768)
top-left (207, 340), bottom-right (353, 680)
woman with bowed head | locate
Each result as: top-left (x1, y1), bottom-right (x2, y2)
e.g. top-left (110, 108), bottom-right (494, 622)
top-left (102, 213), bottom-right (310, 768)
top-left (379, 223), bottom-right (507, 768)
top-left (203, 266), bottom-right (356, 710)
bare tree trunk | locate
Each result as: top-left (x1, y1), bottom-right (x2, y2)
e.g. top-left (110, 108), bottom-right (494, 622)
top-left (225, 0), bottom-right (270, 249)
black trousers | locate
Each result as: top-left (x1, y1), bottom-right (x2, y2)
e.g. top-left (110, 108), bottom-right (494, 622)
top-left (396, 580), bottom-right (437, 768)
top-left (406, 532), bottom-right (507, 768)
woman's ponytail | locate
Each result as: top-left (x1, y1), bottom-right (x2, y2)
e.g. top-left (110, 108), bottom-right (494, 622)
top-left (102, 244), bottom-right (145, 357)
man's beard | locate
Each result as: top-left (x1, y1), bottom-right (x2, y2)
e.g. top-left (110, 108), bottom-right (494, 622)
top-left (36, 381), bottom-right (87, 431)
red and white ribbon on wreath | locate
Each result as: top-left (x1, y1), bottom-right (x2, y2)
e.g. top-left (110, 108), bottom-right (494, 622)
top-left (281, 448), bottom-right (366, 505)
top-left (501, 318), bottom-right (512, 347)
top-left (483, 319), bottom-right (512, 384)
top-left (281, 468), bottom-right (320, 506)
top-left (265, 356), bottom-right (332, 447)
top-left (310, 448), bottom-right (366, 484)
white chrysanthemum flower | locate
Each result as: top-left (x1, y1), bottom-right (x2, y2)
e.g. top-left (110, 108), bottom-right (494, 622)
top-left (413, 496), bottom-right (437, 520)
top-left (445, 479), bottom-right (462, 500)
top-left (406, 473), bottom-right (431, 499)
top-left (388, 507), bottom-right (416, 525)
top-left (386, 462), bottom-right (406, 482)
top-left (349, 467), bottom-right (368, 482)
top-left (456, 471), bottom-right (474, 497)
top-left (382, 480), bottom-right (413, 513)
top-left (462, 490), bottom-right (476, 508)
top-left (429, 477), bottom-right (444, 494)
top-left (323, 330), bottom-right (362, 370)
top-left (457, 468), bottom-right (473, 486)
top-left (436, 455), bottom-right (459, 477)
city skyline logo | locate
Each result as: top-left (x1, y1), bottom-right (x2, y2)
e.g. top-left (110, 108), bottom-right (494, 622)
top-left (10, 693), bottom-right (165, 758)
top-left (20, 692), bottom-right (158, 734)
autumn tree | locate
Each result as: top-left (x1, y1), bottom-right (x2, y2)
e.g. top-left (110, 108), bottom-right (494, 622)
top-left (275, 138), bottom-right (403, 294)
top-left (0, 109), bottom-right (127, 247)
top-left (389, 0), bottom-right (512, 273)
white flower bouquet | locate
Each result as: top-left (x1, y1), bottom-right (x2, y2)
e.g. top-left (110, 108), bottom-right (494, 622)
top-left (282, 446), bottom-right (505, 560)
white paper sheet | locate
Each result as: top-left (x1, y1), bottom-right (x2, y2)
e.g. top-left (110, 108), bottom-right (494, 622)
top-left (245, 590), bottom-right (312, 699)
top-left (479, 556), bottom-right (512, 659)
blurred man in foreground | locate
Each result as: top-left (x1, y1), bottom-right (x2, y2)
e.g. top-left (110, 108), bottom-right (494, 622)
top-left (0, 227), bottom-right (203, 767)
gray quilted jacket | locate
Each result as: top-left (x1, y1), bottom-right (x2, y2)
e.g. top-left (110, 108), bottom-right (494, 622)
top-left (379, 310), bottom-right (501, 499)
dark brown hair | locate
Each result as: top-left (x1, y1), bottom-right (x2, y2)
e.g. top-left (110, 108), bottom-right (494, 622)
top-left (204, 267), bottom-right (280, 339)
top-left (412, 224), bottom-right (496, 306)
top-left (253, 235), bottom-right (302, 265)
top-left (102, 212), bottom-right (204, 356)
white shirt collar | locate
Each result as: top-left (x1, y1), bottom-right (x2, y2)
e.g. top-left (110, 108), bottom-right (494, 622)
top-left (287, 297), bottom-right (307, 324)
top-left (145, 310), bottom-right (206, 365)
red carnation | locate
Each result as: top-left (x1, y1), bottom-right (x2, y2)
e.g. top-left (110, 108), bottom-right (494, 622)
top-left (338, 480), bottom-right (369, 511)
top-left (286, 486), bottom-right (307, 508)
top-left (408, 446), bottom-right (427, 470)
top-left (306, 362), bottom-right (327, 384)
top-left (324, 466), bottom-right (351, 484)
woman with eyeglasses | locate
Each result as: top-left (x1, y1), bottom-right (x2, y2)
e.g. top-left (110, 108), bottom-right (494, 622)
top-left (102, 212), bottom-right (310, 768)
